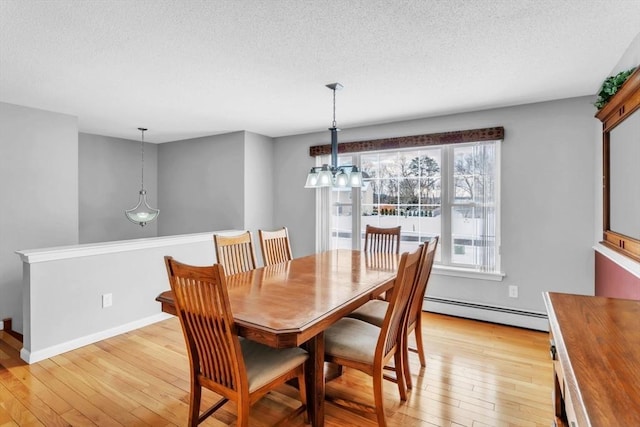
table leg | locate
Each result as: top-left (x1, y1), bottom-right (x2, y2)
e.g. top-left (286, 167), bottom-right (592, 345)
top-left (305, 332), bottom-right (324, 427)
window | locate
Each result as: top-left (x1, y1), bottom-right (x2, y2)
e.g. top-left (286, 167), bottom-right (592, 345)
top-left (322, 139), bottom-right (501, 275)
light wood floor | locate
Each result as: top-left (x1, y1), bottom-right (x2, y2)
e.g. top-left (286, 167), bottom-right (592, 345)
top-left (0, 313), bottom-right (553, 426)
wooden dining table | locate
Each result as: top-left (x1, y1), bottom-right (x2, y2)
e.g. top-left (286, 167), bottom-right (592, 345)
top-left (156, 249), bottom-right (399, 427)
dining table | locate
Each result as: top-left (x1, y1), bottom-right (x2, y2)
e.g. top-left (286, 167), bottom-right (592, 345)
top-left (156, 248), bottom-right (399, 427)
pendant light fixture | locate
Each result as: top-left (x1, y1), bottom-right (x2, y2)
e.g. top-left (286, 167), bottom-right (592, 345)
top-left (304, 83), bottom-right (363, 189)
top-left (125, 127), bottom-right (159, 226)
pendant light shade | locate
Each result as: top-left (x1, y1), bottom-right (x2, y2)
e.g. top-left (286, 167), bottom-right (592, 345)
top-left (125, 127), bottom-right (159, 226)
top-left (304, 83), bottom-right (363, 189)
top-left (348, 166), bottom-right (363, 187)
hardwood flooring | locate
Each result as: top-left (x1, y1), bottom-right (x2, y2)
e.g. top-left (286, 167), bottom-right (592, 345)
top-left (0, 313), bottom-right (553, 426)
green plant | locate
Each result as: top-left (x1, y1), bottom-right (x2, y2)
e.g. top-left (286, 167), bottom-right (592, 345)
top-left (594, 67), bottom-right (637, 110)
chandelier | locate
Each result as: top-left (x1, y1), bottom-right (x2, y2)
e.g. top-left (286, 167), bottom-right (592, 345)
top-left (304, 83), bottom-right (363, 189)
top-left (125, 127), bottom-right (159, 226)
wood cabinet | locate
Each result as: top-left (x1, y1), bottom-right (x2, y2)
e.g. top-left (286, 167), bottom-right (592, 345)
top-left (543, 292), bottom-right (640, 426)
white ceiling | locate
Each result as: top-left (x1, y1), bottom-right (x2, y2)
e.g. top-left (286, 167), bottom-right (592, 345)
top-left (1, 1), bottom-right (639, 143)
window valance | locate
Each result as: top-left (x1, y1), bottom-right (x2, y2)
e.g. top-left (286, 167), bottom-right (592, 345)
top-left (309, 126), bottom-right (504, 157)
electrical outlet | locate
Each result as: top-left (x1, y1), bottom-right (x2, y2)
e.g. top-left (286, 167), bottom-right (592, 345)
top-left (102, 293), bottom-right (113, 308)
top-left (508, 285), bottom-right (518, 298)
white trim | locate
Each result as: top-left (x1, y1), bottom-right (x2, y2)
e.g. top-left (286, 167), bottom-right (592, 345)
top-left (494, 140), bottom-right (502, 273)
top-left (0, 320), bottom-right (4, 331)
top-left (594, 243), bottom-right (640, 278)
top-left (432, 264), bottom-right (505, 281)
top-left (20, 312), bottom-right (173, 364)
top-left (334, 141), bottom-right (501, 271)
top-left (424, 297), bottom-right (547, 331)
top-left (15, 230), bottom-right (243, 264)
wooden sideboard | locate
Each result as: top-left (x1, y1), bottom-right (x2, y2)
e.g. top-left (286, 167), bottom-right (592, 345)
top-left (543, 292), bottom-right (640, 426)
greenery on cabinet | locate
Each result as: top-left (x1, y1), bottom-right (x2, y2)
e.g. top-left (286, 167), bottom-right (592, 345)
top-left (594, 67), bottom-right (637, 110)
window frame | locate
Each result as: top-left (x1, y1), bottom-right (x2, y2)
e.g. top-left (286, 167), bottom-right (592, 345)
top-left (312, 128), bottom-right (504, 280)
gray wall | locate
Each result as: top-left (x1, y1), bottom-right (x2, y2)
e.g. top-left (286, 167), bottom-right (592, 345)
top-left (79, 133), bottom-right (158, 243)
top-left (0, 102), bottom-right (79, 333)
top-left (243, 131), bottom-right (275, 233)
top-left (610, 31), bottom-right (640, 76)
top-left (157, 131), bottom-right (246, 236)
top-left (274, 96), bottom-right (597, 315)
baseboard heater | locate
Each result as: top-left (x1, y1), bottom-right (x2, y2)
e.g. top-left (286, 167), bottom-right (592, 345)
top-left (424, 296), bottom-right (548, 331)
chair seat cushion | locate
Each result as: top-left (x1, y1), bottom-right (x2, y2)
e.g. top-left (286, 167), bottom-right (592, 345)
top-left (325, 318), bottom-right (381, 364)
top-left (346, 299), bottom-right (388, 327)
top-left (241, 339), bottom-right (308, 392)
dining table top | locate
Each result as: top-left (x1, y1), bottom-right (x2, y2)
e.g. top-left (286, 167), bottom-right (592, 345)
top-left (157, 249), bottom-right (399, 348)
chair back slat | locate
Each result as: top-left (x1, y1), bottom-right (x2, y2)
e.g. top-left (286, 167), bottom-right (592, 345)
top-left (364, 225), bottom-right (401, 254)
top-left (214, 232), bottom-right (257, 275)
top-left (259, 227), bottom-right (293, 266)
top-left (164, 257), bottom-right (245, 393)
top-left (365, 251), bottom-right (397, 271)
top-left (378, 244), bottom-right (423, 357)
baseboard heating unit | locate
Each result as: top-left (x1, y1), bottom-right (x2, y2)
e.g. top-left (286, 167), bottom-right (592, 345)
top-left (424, 296), bottom-right (548, 331)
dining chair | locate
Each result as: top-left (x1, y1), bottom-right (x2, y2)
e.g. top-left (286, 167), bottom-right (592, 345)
top-left (258, 226), bottom-right (293, 266)
top-left (164, 256), bottom-right (308, 427)
top-left (363, 224), bottom-right (402, 304)
top-left (213, 231), bottom-right (257, 275)
top-left (363, 224), bottom-right (402, 254)
top-left (347, 236), bottom-right (439, 390)
top-left (323, 245), bottom-right (423, 427)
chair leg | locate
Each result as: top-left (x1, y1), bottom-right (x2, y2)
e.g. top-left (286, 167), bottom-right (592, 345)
top-left (188, 381), bottom-right (201, 427)
top-left (402, 334), bottom-right (413, 390)
top-left (373, 369), bottom-right (388, 427)
top-left (402, 347), bottom-right (413, 390)
top-left (403, 334), bottom-right (413, 391)
top-left (414, 317), bottom-right (426, 367)
top-left (297, 369), bottom-right (309, 423)
top-left (236, 398), bottom-right (250, 427)
top-left (393, 350), bottom-right (407, 401)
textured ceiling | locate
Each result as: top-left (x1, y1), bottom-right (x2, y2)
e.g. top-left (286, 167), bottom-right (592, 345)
top-left (1, 0), bottom-right (639, 143)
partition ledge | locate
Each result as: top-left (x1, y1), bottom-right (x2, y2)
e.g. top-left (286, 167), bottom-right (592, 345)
top-left (15, 230), bottom-right (243, 264)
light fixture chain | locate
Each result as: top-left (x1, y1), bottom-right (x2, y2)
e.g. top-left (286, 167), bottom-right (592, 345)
top-left (140, 128), bottom-right (145, 190)
top-left (332, 88), bottom-right (337, 128)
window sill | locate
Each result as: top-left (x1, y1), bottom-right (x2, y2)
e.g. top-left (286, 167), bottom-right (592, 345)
top-left (432, 265), bottom-right (505, 281)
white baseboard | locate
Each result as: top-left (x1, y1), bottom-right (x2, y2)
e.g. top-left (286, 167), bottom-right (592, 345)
top-left (424, 297), bottom-right (549, 331)
top-left (16, 299), bottom-right (547, 364)
top-left (20, 312), bottom-right (173, 364)
top-left (0, 320), bottom-right (3, 331)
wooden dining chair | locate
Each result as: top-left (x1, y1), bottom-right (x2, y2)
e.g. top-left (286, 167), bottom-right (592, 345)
top-left (363, 224), bottom-right (401, 254)
top-left (258, 227), bottom-right (293, 266)
top-left (363, 225), bottom-right (402, 303)
top-left (213, 231), bottom-right (257, 275)
top-left (164, 256), bottom-right (308, 427)
top-left (347, 236), bottom-right (439, 390)
top-left (323, 245), bottom-right (423, 427)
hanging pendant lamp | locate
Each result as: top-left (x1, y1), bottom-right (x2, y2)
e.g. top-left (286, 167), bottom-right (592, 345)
top-left (125, 127), bottom-right (159, 226)
top-left (304, 83), bottom-right (363, 189)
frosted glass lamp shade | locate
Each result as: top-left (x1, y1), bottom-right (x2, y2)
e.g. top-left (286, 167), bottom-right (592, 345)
top-left (317, 167), bottom-right (333, 187)
top-left (125, 189), bottom-right (159, 226)
top-left (349, 168), bottom-right (363, 187)
top-left (335, 170), bottom-right (349, 187)
top-left (305, 170), bottom-right (319, 188)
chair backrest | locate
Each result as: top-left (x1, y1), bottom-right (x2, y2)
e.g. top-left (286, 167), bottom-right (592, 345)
top-left (406, 236), bottom-right (439, 329)
top-left (258, 227), bottom-right (293, 266)
top-left (376, 244), bottom-right (423, 360)
top-left (164, 256), bottom-right (247, 396)
top-left (214, 231), bottom-right (257, 275)
top-left (364, 225), bottom-right (401, 254)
